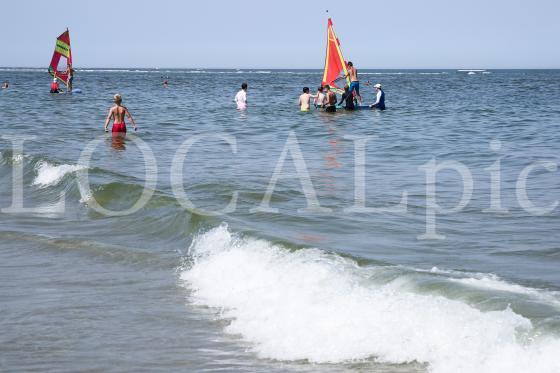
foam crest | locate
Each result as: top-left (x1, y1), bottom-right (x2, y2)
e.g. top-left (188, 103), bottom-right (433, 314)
top-left (33, 162), bottom-right (85, 187)
top-left (428, 267), bottom-right (560, 307)
top-left (181, 225), bottom-right (560, 373)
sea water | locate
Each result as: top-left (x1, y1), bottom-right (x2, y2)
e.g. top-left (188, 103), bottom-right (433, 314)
top-left (1, 68), bottom-right (559, 372)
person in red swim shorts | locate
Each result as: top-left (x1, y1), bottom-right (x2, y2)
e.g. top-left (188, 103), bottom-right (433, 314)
top-left (103, 94), bottom-right (138, 133)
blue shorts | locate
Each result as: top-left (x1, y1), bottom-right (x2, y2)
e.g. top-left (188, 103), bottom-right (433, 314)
top-left (349, 81), bottom-right (360, 96)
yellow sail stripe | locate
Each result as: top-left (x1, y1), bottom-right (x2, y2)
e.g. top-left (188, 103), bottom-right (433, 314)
top-left (55, 40), bottom-right (70, 58)
top-left (322, 29), bottom-right (332, 84)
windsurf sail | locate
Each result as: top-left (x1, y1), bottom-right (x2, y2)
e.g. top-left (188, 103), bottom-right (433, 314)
top-left (48, 29), bottom-right (72, 86)
top-left (322, 18), bottom-right (350, 92)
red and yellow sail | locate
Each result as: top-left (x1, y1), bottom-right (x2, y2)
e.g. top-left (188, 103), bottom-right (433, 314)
top-left (48, 29), bottom-right (72, 86)
top-left (322, 18), bottom-right (350, 92)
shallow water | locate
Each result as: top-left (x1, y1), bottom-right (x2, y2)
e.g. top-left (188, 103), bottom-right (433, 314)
top-left (1, 68), bottom-right (560, 372)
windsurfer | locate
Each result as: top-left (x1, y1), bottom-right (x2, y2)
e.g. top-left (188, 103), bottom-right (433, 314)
top-left (65, 64), bottom-right (75, 92)
top-left (345, 61), bottom-right (362, 103)
top-left (235, 83), bottom-right (248, 110)
top-left (104, 94), bottom-right (138, 133)
top-left (324, 85), bottom-right (337, 113)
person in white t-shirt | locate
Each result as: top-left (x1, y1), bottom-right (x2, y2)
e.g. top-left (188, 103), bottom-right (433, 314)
top-left (235, 83), bottom-right (248, 110)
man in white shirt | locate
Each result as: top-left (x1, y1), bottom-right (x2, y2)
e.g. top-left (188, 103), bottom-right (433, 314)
top-left (235, 83), bottom-right (248, 110)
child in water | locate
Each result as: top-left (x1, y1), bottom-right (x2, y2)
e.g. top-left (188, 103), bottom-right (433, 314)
top-left (50, 78), bottom-right (61, 93)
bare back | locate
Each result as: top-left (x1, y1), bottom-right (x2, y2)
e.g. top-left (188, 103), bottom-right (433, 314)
top-left (326, 91), bottom-right (337, 105)
top-left (299, 93), bottom-right (312, 108)
top-left (104, 101), bottom-right (137, 132)
top-left (112, 105), bottom-right (128, 123)
top-left (348, 66), bottom-right (359, 82)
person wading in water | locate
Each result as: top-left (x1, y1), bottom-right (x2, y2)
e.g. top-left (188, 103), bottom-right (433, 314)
top-left (324, 85), bottom-right (337, 113)
top-left (103, 94), bottom-right (138, 133)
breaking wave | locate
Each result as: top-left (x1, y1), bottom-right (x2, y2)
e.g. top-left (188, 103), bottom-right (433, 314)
top-left (181, 225), bottom-right (560, 373)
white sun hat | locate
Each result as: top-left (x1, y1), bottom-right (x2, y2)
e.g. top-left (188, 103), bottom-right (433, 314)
top-left (374, 83), bottom-right (382, 89)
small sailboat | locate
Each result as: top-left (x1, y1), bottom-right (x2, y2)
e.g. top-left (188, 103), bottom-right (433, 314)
top-left (48, 29), bottom-right (73, 89)
top-left (322, 18), bottom-right (351, 93)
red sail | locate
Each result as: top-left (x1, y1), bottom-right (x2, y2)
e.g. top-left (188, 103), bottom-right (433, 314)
top-left (48, 29), bottom-right (72, 86)
top-left (321, 18), bottom-right (350, 92)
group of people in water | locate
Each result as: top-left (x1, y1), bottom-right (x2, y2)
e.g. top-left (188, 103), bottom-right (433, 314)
top-left (233, 62), bottom-right (386, 114)
top-left (299, 61), bottom-right (385, 112)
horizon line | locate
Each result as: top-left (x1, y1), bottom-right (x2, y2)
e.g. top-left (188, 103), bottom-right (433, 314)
top-left (2, 66), bottom-right (560, 70)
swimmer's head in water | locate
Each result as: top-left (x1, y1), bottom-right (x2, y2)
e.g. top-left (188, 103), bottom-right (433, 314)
top-left (303, 87), bottom-right (309, 93)
top-left (114, 94), bottom-right (122, 104)
top-left (241, 83), bottom-right (247, 90)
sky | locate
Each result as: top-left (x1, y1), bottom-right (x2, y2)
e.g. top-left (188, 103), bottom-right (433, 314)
top-left (1, 0), bottom-right (559, 69)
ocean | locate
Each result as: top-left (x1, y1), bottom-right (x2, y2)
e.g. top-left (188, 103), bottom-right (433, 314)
top-left (1, 68), bottom-right (559, 372)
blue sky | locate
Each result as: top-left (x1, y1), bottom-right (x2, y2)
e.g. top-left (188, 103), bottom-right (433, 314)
top-left (1, 0), bottom-right (559, 68)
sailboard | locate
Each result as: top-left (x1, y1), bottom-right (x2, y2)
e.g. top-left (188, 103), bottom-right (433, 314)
top-left (321, 18), bottom-right (350, 93)
top-left (48, 29), bottom-right (72, 86)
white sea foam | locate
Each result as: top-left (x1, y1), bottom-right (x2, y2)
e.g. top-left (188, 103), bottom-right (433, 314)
top-left (449, 274), bottom-right (560, 307)
top-left (0, 68), bottom-right (45, 72)
top-left (33, 162), bottom-right (85, 187)
top-left (77, 69), bottom-right (137, 73)
top-left (12, 154), bottom-right (25, 163)
top-left (181, 225), bottom-right (560, 373)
